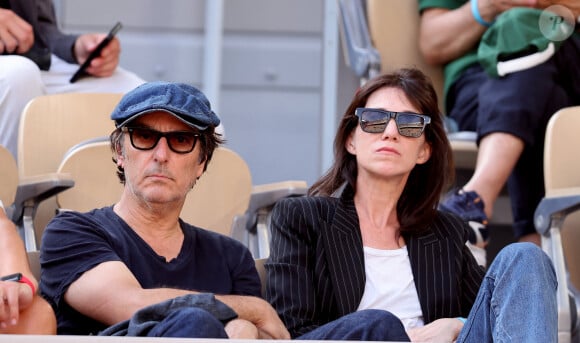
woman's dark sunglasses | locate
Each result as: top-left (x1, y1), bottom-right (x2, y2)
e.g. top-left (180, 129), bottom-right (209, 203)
top-left (355, 108), bottom-right (431, 138)
top-left (122, 127), bottom-right (200, 154)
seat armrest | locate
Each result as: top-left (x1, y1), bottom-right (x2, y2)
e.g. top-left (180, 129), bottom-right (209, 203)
top-left (534, 187), bottom-right (580, 235)
top-left (11, 173), bottom-right (75, 221)
top-left (447, 131), bottom-right (477, 142)
top-left (247, 181), bottom-right (308, 214)
top-left (448, 132), bottom-right (478, 170)
top-left (10, 173), bottom-right (74, 251)
top-left (231, 181), bottom-right (308, 259)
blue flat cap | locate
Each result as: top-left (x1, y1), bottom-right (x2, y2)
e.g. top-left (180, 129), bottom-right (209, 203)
top-left (111, 81), bottom-right (221, 129)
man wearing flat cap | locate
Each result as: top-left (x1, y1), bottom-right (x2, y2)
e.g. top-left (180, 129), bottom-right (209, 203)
top-left (40, 81), bottom-right (290, 339)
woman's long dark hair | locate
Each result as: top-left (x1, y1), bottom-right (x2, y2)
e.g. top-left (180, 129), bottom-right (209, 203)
top-left (309, 68), bottom-right (454, 232)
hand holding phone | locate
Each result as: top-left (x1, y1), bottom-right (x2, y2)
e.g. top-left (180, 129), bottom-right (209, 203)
top-left (69, 22), bottom-right (123, 83)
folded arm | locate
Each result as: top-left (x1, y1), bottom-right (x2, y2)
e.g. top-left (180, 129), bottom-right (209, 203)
top-left (64, 260), bottom-right (289, 339)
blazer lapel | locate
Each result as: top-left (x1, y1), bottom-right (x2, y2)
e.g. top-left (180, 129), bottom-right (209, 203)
top-left (406, 229), bottom-right (453, 324)
top-left (320, 194), bottom-right (366, 316)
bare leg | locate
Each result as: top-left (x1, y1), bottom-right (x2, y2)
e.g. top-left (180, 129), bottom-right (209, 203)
top-left (463, 132), bottom-right (524, 219)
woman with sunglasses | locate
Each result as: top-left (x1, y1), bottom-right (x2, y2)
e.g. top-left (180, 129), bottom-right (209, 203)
top-left (265, 68), bottom-right (557, 342)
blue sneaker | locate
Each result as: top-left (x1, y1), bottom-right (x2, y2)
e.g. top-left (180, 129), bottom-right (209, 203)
top-left (440, 189), bottom-right (489, 248)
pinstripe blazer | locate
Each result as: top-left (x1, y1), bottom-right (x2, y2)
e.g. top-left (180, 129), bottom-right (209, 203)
top-left (265, 185), bottom-right (485, 338)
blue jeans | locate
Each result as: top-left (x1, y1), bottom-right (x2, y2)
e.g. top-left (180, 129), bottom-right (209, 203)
top-left (457, 243), bottom-right (558, 342)
top-left (297, 309), bottom-right (411, 341)
top-left (147, 307), bottom-right (228, 338)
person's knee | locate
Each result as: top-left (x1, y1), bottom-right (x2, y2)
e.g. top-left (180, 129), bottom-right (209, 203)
top-left (496, 243), bottom-right (556, 283)
top-left (352, 309), bottom-right (400, 323)
top-left (0, 56), bottom-right (44, 104)
top-left (499, 242), bottom-right (543, 261)
top-left (350, 309), bottom-right (408, 338)
top-left (0, 56), bottom-right (42, 87)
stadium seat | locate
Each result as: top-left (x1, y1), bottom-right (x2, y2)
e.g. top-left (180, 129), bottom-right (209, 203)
top-left (534, 106), bottom-right (580, 343)
top-left (13, 93), bottom-right (122, 250)
top-left (0, 144), bottom-right (18, 211)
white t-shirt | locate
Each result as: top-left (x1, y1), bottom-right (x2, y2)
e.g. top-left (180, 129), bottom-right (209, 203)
top-left (356, 245), bottom-right (424, 330)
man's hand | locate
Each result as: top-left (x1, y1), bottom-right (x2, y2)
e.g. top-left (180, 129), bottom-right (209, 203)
top-left (225, 318), bottom-right (259, 339)
top-left (0, 8), bottom-right (34, 54)
top-left (250, 299), bottom-right (291, 340)
top-left (406, 318), bottom-right (464, 342)
top-left (73, 33), bottom-right (120, 77)
top-left (222, 296), bottom-right (290, 339)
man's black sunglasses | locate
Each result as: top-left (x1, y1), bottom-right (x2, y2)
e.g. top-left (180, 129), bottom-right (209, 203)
top-left (122, 127), bottom-right (200, 154)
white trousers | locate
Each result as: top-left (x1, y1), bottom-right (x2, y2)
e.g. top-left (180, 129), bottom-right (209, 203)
top-left (0, 55), bottom-right (145, 159)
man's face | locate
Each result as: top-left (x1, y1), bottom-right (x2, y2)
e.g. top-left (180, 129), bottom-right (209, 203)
top-left (116, 111), bottom-right (206, 206)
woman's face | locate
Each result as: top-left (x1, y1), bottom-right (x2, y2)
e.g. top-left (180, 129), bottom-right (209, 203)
top-left (346, 87), bottom-right (432, 182)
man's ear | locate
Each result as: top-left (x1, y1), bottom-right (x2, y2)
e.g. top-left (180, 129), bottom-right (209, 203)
top-left (196, 160), bottom-right (206, 179)
top-left (115, 144), bottom-right (125, 167)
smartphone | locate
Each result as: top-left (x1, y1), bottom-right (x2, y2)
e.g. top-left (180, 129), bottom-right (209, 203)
top-left (69, 22), bottom-right (123, 83)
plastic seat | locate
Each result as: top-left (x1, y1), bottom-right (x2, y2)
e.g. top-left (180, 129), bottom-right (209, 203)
top-left (56, 138), bottom-right (123, 213)
top-left (0, 145), bottom-right (18, 213)
top-left (17, 93), bottom-right (122, 177)
top-left (13, 93), bottom-right (123, 251)
top-left (337, 0), bottom-right (381, 83)
top-left (254, 257), bottom-right (267, 296)
top-left (534, 106), bottom-right (580, 343)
